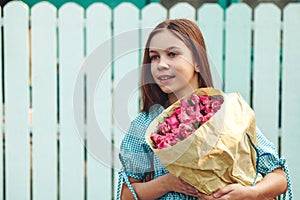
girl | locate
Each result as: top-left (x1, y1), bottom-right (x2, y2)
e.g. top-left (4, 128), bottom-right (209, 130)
top-left (116, 18), bottom-right (291, 200)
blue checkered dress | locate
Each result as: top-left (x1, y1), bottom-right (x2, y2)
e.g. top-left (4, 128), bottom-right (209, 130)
top-left (116, 105), bottom-right (292, 199)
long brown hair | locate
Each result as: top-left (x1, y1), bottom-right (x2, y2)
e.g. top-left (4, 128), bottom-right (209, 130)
top-left (140, 19), bottom-right (214, 112)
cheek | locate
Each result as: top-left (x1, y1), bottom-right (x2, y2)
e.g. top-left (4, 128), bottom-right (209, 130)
top-left (150, 64), bottom-right (156, 76)
top-left (149, 66), bottom-right (157, 83)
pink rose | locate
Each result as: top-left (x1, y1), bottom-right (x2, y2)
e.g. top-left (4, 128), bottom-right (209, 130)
top-left (175, 107), bottom-right (181, 115)
top-left (203, 112), bottom-right (214, 122)
top-left (165, 113), bottom-right (180, 129)
top-left (157, 140), bottom-right (171, 149)
top-left (180, 99), bottom-right (190, 108)
top-left (200, 95), bottom-right (210, 105)
top-left (190, 93), bottom-right (200, 105)
top-left (157, 122), bottom-right (170, 134)
top-left (211, 100), bottom-right (222, 113)
top-left (178, 108), bottom-right (192, 124)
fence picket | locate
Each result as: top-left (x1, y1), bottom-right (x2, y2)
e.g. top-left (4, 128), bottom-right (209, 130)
top-left (169, 2), bottom-right (196, 20)
top-left (282, 3), bottom-right (300, 199)
top-left (86, 3), bottom-right (112, 199)
top-left (31, 2), bottom-right (57, 200)
top-left (253, 3), bottom-right (281, 147)
top-left (58, 3), bottom-right (85, 199)
top-left (3, 2), bottom-right (30, 199)
top-left (225, 3), bottom-right (252, 103)
top-left (197, 3), bottom-right (224, 90)
top-left (113, 2), bottom-right (140, 196)
top-left (141, 3), bottom-right (167, 47)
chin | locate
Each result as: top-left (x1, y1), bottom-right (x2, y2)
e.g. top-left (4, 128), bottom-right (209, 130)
top-left (159, 87), bottom-right (173, 94)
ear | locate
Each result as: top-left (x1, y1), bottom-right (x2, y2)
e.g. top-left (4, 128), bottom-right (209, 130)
top-left (194, 65), bottom-right (200, 73)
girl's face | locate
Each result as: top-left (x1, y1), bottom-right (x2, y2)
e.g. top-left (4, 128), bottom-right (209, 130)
top-left (149, 30), bottom-right (200, 103)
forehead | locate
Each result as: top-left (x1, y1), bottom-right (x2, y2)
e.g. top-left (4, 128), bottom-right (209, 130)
top-left (149, 30), bottom-right (187, 51)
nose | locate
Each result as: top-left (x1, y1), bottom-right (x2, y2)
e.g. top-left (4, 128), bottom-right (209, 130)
top-left (157, 56), bottom-right (169, 71)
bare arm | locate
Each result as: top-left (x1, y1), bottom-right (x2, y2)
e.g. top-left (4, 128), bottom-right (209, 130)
top-left (252, 168), bottom-right (287, 199)
top-left (198, 168), bottom-right (287, 200)
top-left (121, 173), bottom-right (199, 200)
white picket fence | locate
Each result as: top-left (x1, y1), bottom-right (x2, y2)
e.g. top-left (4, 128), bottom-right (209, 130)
top-left (0, 1), bottom-right (299, 199)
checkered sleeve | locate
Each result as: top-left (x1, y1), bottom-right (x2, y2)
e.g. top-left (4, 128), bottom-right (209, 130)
top-left (119, 112), bottom-right (153, 180)
top-left (256, 128), bottom-right (282, 175)
top-left (256, 128), bottom-right (292, 200)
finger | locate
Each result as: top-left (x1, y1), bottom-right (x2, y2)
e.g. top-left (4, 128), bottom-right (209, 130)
top-left (180, 185), bottom-right (199, 196)
top-left (212, 185), bottom-right (234, 198)
top-left (184, 186), bottom-right (199, 197)
top-left (179, 179), bottom-right (198, 193)
top-left (199, 192), bottom-right (214, 200)
top-left (180, 188), bottom-right (198, 197)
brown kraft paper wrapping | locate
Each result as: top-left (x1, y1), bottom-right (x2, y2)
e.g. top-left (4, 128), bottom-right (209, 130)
top-left (146, 88), bottom-right (263, 195)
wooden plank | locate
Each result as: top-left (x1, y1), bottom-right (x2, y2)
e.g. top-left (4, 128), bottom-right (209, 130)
top-left (58, 3), bottom-right (85, 199)
top-left (197, 3), bottom-right (224, 90)
top-left (31, 2), bottom-right (57, 200)
top-left (169, 2), bottom-right (196, 20)
top-left (86, 3), bottom-right (112, 199)
top-left (141, 3), bottom-right (167, 47)
top-left (113, 2), bottom-right (140, 196)
top-left (253, 3), bottom-right (281, 147)
top-left (224, 3), bottom-right (252, 103)
top-left (282, 3), bottom-right (300, 200)
top-left (3, 2), bottom-right (30, 199)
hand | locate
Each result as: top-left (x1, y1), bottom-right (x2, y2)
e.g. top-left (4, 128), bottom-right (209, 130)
top-left (164, 173), bottom-right (200, 197)
top-left (198, 184), bottom-right (260, 200)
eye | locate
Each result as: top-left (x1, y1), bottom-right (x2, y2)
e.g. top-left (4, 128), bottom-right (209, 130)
top-left (150, 55), bottom-right (159, 62)
top-left (168, 52), bottom-right (178, 58)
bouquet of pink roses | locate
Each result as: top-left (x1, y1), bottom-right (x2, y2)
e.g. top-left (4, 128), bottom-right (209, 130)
top-left (150, 93), bottom-right (224, 149)
top-left (146, 87), bottom-right (262, 195)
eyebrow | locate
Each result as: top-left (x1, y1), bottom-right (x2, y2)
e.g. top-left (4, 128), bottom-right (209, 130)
top-left (149, 46), bottom-right (181, 53)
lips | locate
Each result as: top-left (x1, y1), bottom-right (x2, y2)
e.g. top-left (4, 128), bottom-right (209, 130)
top-left (157, 75), bottom-right (175, 81)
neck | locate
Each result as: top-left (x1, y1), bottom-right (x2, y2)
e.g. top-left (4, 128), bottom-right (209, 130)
top-left (167, 88), bottom-right (195, 105)
top-left (167, 76), bottom-right (200, 105)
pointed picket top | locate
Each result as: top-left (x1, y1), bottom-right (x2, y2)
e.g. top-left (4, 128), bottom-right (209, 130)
top-left (169, 2), bottom-right (196, 20)
top-left (224, 3), bottom-right (252, 103)
top-left (197, 3), bottom-right (224, 90)
top-left (141, 3), bottom-right (167, 47)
